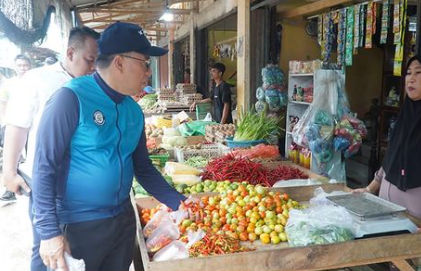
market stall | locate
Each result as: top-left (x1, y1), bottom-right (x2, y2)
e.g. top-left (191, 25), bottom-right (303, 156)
top-left (132, 183), bottom-right (421, 271)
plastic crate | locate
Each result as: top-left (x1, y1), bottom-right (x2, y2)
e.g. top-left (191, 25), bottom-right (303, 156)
top-left (175, 146), bottom-right (221, 162)
top-left (149, 153), bottom-right (169, 167)
top-left (225, 137), bottom-right (266, 148)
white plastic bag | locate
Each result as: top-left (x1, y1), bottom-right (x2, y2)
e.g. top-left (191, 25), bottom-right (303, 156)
top-left (146, 220), bottom-right (180, 252)
top-left (309, 187), bottom-right (347, 206)
top-left (54, 252), bottom-right (85, 271)
top-left (152, 230), bottom-right (205, 262)
top-left (143, 208), bottom-right (171, 238)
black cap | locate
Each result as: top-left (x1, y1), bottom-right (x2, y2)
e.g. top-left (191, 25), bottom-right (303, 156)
top-left (98, 22), bottom-right (168, 56)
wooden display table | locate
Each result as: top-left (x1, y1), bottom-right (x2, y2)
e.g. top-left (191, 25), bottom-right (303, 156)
top-left (132, 183), bottom-right (421, 271)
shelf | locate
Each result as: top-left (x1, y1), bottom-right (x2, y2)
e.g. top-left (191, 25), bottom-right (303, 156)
top-left (289, 73), bottom-right (313, 77)
top-left (289, 100), bottom-right (311, 105)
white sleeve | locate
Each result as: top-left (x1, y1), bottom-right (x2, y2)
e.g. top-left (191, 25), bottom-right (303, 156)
top-left (4, 75), bottom-right (38, 129)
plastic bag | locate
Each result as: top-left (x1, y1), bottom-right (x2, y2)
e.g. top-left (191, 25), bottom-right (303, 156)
top-left (152, 230), bottom-right (205, 262)
top-left (309, 187), bottom-right (348, 206)
top-left (146, 220), bottom-right (180, 252)
top-left (292, 70), bottom-right (349, 178)
top-left (178, 121), bottom-right (217, 136)
top-left (256, 87), bottom-right (266, 101)
top-left (286, 205), bottom-right (355, 247)
top-left (143, 208), bottom-right (172, 238)
top-left (54, 253), bottom-right (85, 271)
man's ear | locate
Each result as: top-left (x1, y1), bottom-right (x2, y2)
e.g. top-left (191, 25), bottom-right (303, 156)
top-left (67, 47), bottom-right (75, 61)
top-left (114, 55), bottom-right (124, 73)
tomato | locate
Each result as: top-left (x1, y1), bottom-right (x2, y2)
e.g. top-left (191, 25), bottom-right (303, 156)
top-left (260, 233), bottom-right (270, 244)
top-left (239, 231), bottom-right (248, 241)
top-left (248, 232), bottom-right (257, 242)
top-left (237, 225), bottom-right (245, 233)
top-left (279, 232), bottom-right (288, 242)
top-left (271, 235), bottom-right (281, 244)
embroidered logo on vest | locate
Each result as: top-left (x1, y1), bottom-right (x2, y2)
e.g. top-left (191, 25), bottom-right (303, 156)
top-left (93, 110), bottom-right (105, 126)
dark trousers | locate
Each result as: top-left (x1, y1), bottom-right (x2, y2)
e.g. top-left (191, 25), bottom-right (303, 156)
top-left (61, 204), bottom-right (136, 271)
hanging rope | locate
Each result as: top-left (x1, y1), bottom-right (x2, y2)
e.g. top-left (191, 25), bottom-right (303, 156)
top-left (0, 5), bottom-right (55, 46)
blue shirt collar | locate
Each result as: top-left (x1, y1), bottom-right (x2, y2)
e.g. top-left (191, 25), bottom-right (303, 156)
top-left (93, 72), bottom-right (125, 104)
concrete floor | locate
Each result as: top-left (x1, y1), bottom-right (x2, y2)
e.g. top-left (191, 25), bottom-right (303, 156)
top-left (0, 190), bottom-right (32, 271)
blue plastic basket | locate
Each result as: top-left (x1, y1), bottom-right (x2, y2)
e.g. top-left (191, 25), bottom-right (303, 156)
top-left (225, 137), bottom-right (266, 148)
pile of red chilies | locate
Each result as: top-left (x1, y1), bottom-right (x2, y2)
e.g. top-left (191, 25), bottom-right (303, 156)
top-left (201, 153), bottom-right (308, 187)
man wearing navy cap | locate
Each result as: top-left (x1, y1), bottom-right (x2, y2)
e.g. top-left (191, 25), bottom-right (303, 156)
top-left (31, 22), bottom-right (187, 271)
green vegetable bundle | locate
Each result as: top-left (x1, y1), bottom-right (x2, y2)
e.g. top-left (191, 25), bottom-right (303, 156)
top-left (234, 109), bottom-right (280, 141)
top-left (139, 94), bottom-right (158, 110)
top-left (185, 156), bottom-right (209, 168)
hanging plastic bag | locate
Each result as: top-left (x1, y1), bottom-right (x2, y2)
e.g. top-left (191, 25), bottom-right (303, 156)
top-left (292, 70), bottom-right (348, 178)
top-left (285, 205), bottom-right (355, 247)
top-left (152, 230), bottom-right (206, 262)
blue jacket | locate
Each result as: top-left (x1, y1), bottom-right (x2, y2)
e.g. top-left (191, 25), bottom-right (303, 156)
top-left (32, 73), bottom-right (186, 240)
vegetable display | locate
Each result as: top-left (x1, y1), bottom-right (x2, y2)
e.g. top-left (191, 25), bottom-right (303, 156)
top-left (142, 184), bottom-right (299, 246)
top-left (201, 154), bottom-right (308, 187)
top-left (234, 110), bottom-right (280, 141)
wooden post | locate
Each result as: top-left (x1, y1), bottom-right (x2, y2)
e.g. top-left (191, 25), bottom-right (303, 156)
top-left (168, 27), bottom-right (175, 89)
top-left (189, 12), bottom-right (196, 83)
top-left (236, 0), bottom-right (251, 112)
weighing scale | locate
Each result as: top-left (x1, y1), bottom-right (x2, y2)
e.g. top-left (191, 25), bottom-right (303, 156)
top-left (326, 193), bottom-right (418, 238)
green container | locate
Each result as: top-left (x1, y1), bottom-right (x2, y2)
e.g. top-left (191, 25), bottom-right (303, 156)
top-left (196, 102), bottom-right (212, 120)
top-left (149, 153), bottom-right (169, 168)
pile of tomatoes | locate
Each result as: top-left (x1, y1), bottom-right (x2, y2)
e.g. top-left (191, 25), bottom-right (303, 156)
top-left (142, 182), bottom-right (299, 245)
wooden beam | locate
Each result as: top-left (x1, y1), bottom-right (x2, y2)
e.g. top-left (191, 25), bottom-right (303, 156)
top-left (391, 260), bottom-right (416, 271)
top-left (237, 0), bottom-right (251, 111)
top-left (168, 28), bottom-right (175, 89)
top-left (279, 0), bottom-right (355, 18)
top-left (79, 8), bottom-right (192, 14)
top-left (82, 14), bottom-right (158, 24)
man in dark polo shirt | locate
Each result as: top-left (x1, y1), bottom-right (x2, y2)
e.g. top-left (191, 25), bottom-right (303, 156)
top-left (190, 63), bottom-right (232, 124)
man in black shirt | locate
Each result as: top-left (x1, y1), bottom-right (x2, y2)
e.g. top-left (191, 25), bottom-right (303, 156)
top-left (190, 63), bottom-right (232, 124)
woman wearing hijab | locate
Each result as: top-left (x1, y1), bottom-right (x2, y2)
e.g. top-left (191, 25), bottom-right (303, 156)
top-left (355, 55), bottom-right (421, 220)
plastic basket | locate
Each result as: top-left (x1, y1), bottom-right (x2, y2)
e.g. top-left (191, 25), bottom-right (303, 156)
top-left (175, 147), bottom-right (221, 162)
top-left (196, 103), bottom-right (212, 120)
top-left (225, 137), bottom-right (266, 148)
top-left (149, 153), bottom-right (170, 167)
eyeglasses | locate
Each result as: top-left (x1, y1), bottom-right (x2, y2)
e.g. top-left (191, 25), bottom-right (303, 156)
top-left (120, 54), bottom-right (151, 69)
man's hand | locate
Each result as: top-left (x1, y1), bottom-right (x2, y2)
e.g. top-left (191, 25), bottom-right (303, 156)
top-left (40, 235), bottom-right (70, 271)
top-left (189, 101), bottom-right (197, 112)
top-left (179, 196), bottom-right (204, 222)
top-left (352, 187), bottom-right (372, 194)
top-left (2, 172), bottom-right (30, 195)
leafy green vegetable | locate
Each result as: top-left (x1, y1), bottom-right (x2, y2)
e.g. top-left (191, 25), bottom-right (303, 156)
top-left (185, 156), bottom-right (209, 168)
top-left (234, 109), bottom-right (280, 141)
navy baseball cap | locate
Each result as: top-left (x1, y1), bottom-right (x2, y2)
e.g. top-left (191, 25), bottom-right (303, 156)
top-left (98, 22), bottom-right (168, 56)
